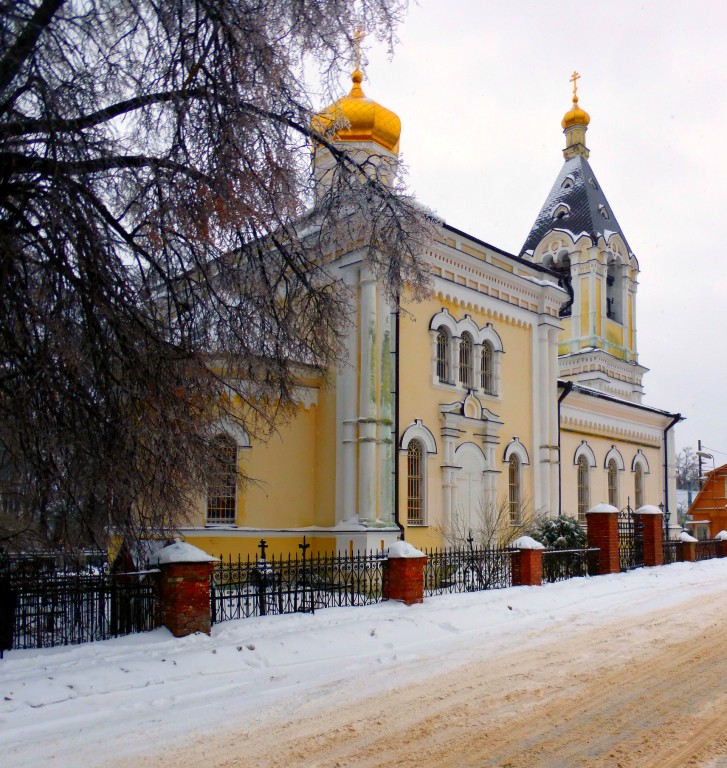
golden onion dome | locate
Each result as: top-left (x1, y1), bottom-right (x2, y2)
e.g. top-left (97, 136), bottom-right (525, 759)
top-left (561, 93), bottom-right (591, 129)
top-left (313, 70), bottom-right (401, 155)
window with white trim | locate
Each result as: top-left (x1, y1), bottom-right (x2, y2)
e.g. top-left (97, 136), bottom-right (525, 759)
top-left (207, 434), bottom-right (238, 524)
top-left (481, 341), bottom-right (494, 394)
top-left (407, 439), bottom-right (425, 525)
top-left (508, 454), bottom-right (521, 525)
top-left (436, 329), bottom-right (450, 383)
top-left (607, 458), bottom-right (619, 508)
top-left (577, 454), bottom-right (590, 523)
top-left (459, 332), bottom-right (473, 388)
top-left (634, 463), bottom-right (644, 510)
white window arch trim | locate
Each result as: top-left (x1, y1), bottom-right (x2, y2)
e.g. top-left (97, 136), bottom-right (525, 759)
top-left (631, 450), bottom-right (651, 474)
top-left (400, 419), bottom-right (438, 454)
top-left (503, 438), bottom-right (530, 466)
top-left (573, 441), bottom-right (597, 468)
top-left (208, 418), bottom-right (251, 450)
top-left (603, 446), bottom-right (625, 471)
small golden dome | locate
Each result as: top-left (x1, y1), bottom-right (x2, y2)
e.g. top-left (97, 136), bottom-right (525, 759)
top-left (562, 94), bottom-right (591, 129)
top-left (313, 70), bottom-right (401, 154)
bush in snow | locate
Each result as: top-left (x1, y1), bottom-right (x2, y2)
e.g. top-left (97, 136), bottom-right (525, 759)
top-left (528, 515), bottom-right (587, 549)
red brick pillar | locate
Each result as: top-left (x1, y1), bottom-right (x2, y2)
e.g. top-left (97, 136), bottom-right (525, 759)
top-left (151, 542), bottom-right (218, 637)
top-left (511, 537), bottom-right (544, 586)
top-left (717, 534), bottom-right (727, 558)
top-left (679, 533), bottom-right (698, 563)
top-left (383, 542), bottom-right (427, 605)
top-left (586, 503), bottom-right (620, 575)
top-left (634, 505), bottom-right (664, 567)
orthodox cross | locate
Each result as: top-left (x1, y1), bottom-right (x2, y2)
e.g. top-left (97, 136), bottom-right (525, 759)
top-left (353, 27), bottom-right (365, 70)
top-left (570, 71), bottom-right (581, 101)
top-left (298, 536), bottom-right (310, 557)
top-left (258, 538), bottom-right (268, 560)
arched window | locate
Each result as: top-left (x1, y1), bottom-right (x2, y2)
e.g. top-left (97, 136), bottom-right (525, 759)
top-left (407, 440), bottom-right (425, 525)
top-left (607, 458), bottom-right (619, 508)
top-left (459, 332), bottom-right (473, 388)
top-left (481, 341), bottom-right (494, 394)
top-left (635, 463), bottom-right (644, 509)
top-left (207, 434), bottom-right (238, 524)
top-left (577, 454), bottom-right (590, 523)
top-left (436, 329), bottom-right (450, 383)
top-left (508, 454), bottom-right (521, 525)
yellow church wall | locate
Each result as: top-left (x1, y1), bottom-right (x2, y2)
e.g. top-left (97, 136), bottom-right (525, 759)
top-left (560, 429), bottom-right (663, 518)
top-left (182, 534), bottom-right (339, 560)
top-left (313, 384), bottom-right (337, 527)
top-left (605, 319), bottom-right (624, 351)
top-left (397, 291), bottom-right (536, 546)
top-left (580, 278), bottom-right (589, 337)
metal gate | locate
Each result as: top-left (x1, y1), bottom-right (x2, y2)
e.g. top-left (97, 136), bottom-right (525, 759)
top-left (618, 501), bottom-right (644, 571)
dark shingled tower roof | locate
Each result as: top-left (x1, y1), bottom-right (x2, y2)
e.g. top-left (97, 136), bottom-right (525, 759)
top-left (520, 154), bottom-right (633, 258)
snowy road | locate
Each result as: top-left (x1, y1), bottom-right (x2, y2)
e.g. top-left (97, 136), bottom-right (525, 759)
top-left (2, 560), bottom-right (727, 767)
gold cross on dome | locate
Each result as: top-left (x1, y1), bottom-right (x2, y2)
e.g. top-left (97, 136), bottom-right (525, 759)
top-left (353, 26), bottom-right (365, 69)
top-left (570, 71), bottom-right (581, 101)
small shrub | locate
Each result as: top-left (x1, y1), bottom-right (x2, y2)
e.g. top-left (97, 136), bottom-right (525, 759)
top-left (528, 515), bottom-right (587, 549)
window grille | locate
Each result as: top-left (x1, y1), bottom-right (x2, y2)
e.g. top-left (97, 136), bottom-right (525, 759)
top-left (407, 440), bottom-right (424, 525)
top-left (509, 455), bottom-right (521, 525)
top-left (481, 342), bottom-right (494, 393)
top-left (635, 464), bottom-right (644, 510)
top-left (207, 434), bottom-right (238, 524)
top-left (577, 455), bottom-right (590, 523)
top-left (436, 330), bottom-right (449, 382)
top-left (459, 333), bottom-right (473, 388)
top-left (607, 459), bottom-right (619, 508)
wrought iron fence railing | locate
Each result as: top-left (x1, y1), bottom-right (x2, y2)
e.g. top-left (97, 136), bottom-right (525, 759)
top-left (421, 545), bottom-right (513, 596)
top-left (0, 555), bottom-right (160, 653)
top-left (662, 539), bottom-right (680, 565)
top-left (541, 548), bottom-right (599, 583)
top-left (695, 540), bottom-right (721, 561)
top-left (210, 550), bottom-right (387, 623)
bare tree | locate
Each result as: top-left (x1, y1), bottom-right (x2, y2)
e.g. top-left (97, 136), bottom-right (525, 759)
top-left (676, 447), bottom-right (699, 490)
top-left (0, 0), bottom-right (431, 549)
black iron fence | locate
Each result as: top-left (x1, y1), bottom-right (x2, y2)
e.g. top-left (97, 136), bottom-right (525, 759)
top-left (695, 540), bottom-right (721, 561)
top-left (211, 549), bottom-right (386, 623)
top-left (422, 544), bottom-right (513, 596)
top-left (0, 555), bottom-right (160, 653)
top-left (618, 504), bottom-right (644, 571)
top-left (541, 548), bottom-right (600, 583)
top-left (662, 540), bottom-right (680, 565)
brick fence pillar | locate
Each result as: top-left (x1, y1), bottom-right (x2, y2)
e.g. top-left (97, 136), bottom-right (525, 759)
top-left (715, 531), bottom-right (727, 557)
top-left (634, 505), bottom-right (664, 567)
top-left (586, 503), bottom-right (620, 575)
top-left (511, 536), bottom-right (544, 586)
top-left (383, 541), bottom-right (427, 605)
top-left (150, 542), bottom-right (218, 637)
top-left (679, 532), bottom-right (698, 563)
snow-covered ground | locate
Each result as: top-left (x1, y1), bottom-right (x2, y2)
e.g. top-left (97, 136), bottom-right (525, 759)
top-left (2, 559), bottom-right (726, 767)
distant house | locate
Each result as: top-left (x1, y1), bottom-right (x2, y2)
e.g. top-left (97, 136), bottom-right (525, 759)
top-left (686, 464), bottom-right (727, 539)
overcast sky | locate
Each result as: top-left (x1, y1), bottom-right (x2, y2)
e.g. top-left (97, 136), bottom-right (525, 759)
top-left (351, 0), bottom-right (727, 464)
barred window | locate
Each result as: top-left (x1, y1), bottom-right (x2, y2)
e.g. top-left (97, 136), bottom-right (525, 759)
top-left (607, 458), bottom-right (619, 508)
top-left (577, 454), bottom-right (590, 523)
top-left (459, 332), bottom-right (473, 388)
top-left (508, 454), bottom-right (521, 525)
top-left (207, 434), bottom-right (238, 524)
top-left (635, 463), bottom-right (644, 510)
top-left (481, 341), bottom-right (494, 394)
top-left (436, 329), bottom-right (449, 382)
top-left (407, 440), bottom-right (425, 525)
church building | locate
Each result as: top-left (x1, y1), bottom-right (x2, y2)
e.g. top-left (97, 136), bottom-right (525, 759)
top-left (178, 70), bottom-right (681, 558)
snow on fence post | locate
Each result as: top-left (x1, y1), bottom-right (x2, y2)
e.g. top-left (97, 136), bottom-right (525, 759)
top-left (634, 505), bottom-right (664, 567)
top-left (511, 536), bottom-right (544, 587)
top-left (383, 541), bottom-right (427, 605)
top-left (149, 542), bottom-right (218, 637)
top-left (585, 503), bottom-right (620, 575)
top-left (678, 531), bottom-right (698, 563)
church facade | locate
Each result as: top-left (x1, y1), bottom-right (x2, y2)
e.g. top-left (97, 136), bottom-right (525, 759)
top-left (179, 71), bottom-right (681, 558)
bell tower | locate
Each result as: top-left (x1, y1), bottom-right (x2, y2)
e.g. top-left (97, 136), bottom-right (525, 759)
top-left (521, 74), bottom-right (646, 403)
